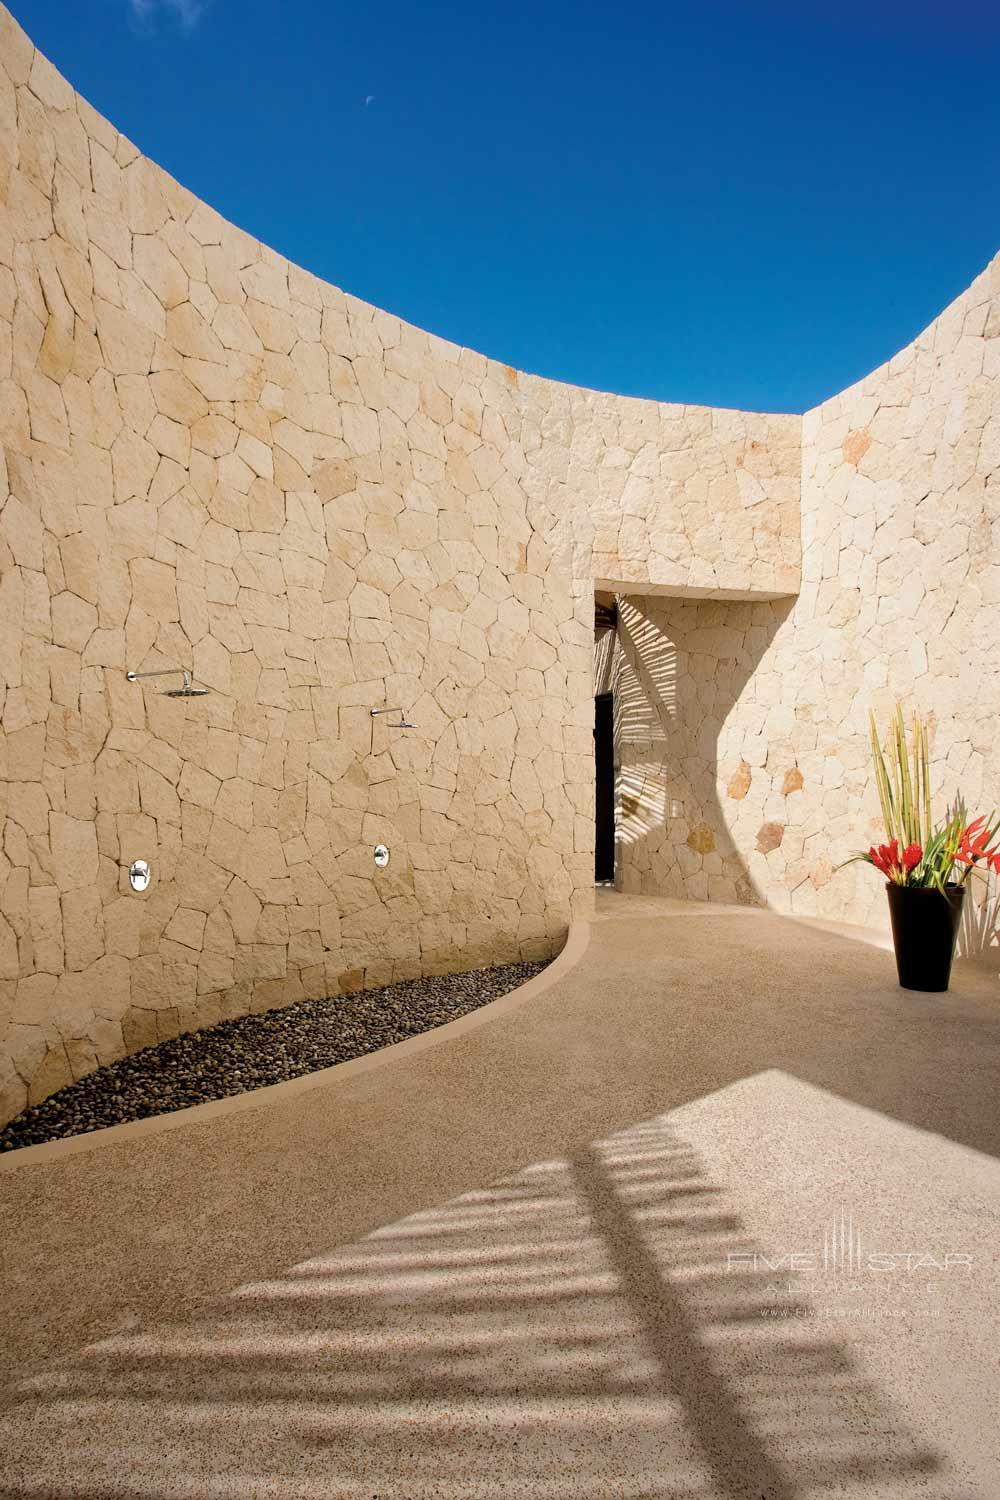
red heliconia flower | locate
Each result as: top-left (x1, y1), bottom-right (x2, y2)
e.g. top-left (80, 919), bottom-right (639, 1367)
top-left (901, 843), bottom-right (922, 873)
top-left (869, 840), bottom-right (900, 877)
top-left (963, 818), bottom-right (990, 850)
top-left (956, 816), bottom-right (1000, 869)
top-left (860, 812), bottom-right (1000, 888)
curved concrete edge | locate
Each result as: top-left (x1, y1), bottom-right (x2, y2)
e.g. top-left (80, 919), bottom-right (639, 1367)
top-left (0, 920), bottom-right (593, 1173)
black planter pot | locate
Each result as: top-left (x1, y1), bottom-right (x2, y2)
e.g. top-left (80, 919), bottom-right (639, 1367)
top-left (885, 881), bottom-right (965, 992)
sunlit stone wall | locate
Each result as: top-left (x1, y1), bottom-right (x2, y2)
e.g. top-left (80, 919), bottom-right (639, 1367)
top-left (0, 4), bottom-right (800, 1121)
top-left (601, 252), bottom-right (1000, 931)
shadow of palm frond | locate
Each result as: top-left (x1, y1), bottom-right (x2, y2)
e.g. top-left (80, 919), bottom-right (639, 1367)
top-left (957, 871), bottom-right (1000, 974)
top-left (0, 1114), bottom-right (949, 1500)
top-left (604, 593), bottom-right (794, 905)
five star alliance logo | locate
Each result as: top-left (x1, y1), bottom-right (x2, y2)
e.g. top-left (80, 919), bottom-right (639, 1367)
top-left (728, 1209), bottom-right (974, 1275)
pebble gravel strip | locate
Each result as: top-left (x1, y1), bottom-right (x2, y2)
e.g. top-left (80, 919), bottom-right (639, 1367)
top-left (0, 960), bottom-right (546, 1153)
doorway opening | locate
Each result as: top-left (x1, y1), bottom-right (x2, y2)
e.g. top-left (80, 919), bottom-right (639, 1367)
top-left (594, 691), bottom-right (615, 883)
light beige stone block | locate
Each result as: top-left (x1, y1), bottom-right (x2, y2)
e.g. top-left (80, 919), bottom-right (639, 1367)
top-left (48, 812), bottom-right (98, 891)
top-left (62, 886), bottom-right (104, 970)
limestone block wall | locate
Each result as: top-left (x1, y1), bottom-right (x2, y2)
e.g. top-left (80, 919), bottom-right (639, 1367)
top-left (602, 251), bottom-right (1000, 931)
top-left (795, 251), bottom-right (1000, 926)
top-left (0, 5), bottom-right (804, 1124)
top-left (518, 379), bottom-right (801, 600)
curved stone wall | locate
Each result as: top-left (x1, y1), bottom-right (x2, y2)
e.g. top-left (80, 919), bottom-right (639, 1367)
top-left (0, 0), bottom-right (997, 1126)
top-left (0, 4), bottom-right (801, 1121)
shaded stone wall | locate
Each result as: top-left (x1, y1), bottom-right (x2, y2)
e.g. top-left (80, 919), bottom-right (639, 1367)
top-left (603, 252), bottom-right (1000, 931)
top-left (596, 594), bottom-right (797, 906)
top-left (0, 4), bottom-right (800, 1123)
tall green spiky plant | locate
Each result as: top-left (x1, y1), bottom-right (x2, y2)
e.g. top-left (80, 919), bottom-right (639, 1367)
top-left (846, 705), bottom-right (1000, 889)
top-left (868, 704), bottom-right (932, 853)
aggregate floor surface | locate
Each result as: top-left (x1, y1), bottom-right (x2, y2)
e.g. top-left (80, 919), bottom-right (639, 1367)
top-left (1, 891), bottom-right (999, 1498)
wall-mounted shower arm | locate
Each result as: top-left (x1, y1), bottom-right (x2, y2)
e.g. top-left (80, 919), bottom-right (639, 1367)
top-left (126, 668), bottom-right (208, 697)
top-left (128, 668), bottom-right (192, 686)
top-left (371, 706), bottom-right (416, 729)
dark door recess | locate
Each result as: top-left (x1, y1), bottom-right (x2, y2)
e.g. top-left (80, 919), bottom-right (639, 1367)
top-left (594, 692), bottom-right (615, 882)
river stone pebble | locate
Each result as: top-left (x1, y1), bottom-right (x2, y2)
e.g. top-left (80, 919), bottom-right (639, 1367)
top-left (0, 960), bottom-right (546, 1153)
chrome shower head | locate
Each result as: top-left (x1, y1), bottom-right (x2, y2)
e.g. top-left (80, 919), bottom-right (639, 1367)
top-left (370, 706), bottom-right (414, 730)
top-left (127, 668), bottom-right (208, 697)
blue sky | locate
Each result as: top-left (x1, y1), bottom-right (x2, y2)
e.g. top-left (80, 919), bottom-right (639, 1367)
top-left (11, 0), bottom-right (1000, 412)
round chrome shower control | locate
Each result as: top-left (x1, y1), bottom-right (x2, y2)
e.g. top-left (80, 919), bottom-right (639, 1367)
top-left (128, 859), bottom-right (151, 892)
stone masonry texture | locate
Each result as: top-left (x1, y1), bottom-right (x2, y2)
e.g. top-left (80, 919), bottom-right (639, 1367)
top-left (0, 2), bottom-right (998, 1122)
top-left (595, 260), bottom-right (1000, 917)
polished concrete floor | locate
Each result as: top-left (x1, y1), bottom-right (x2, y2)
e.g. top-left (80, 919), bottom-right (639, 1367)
top-left (1, 892), bottom-right (999, 1497)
